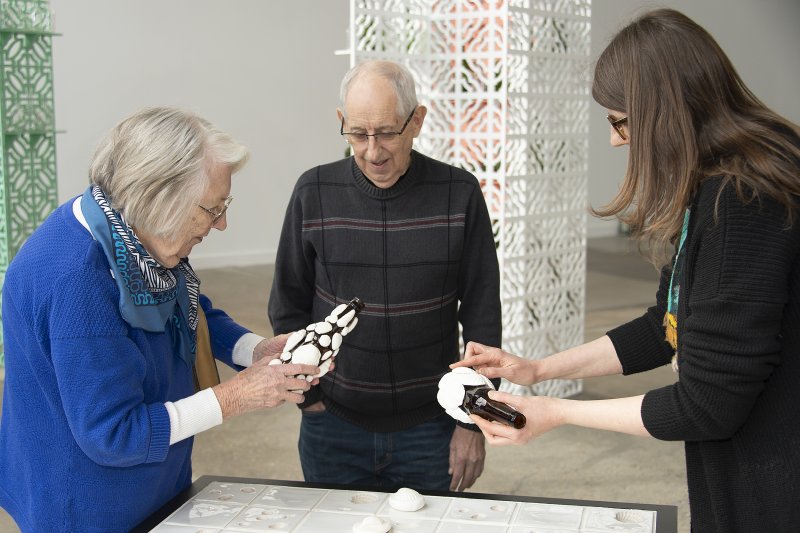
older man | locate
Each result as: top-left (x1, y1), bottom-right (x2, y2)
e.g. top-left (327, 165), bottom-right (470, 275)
top-left (269, 60), bottom-right (501, 492)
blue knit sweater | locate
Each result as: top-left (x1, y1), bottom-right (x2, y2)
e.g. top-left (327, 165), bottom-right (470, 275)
top-left (0, 199), bottom-right (248, 532)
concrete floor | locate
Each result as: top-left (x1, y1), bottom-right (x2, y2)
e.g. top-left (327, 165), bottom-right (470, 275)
top-left (0, 236), bottom-right (690, 532)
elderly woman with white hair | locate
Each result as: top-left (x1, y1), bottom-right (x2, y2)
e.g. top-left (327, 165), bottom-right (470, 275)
top-left (0, 107), bottom-right (319, 532)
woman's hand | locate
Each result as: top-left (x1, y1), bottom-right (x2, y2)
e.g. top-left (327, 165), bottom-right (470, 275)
top-left (469, 391), bottom-right (563, 446)
top-left (451, 342), bottom-right (538, 386)
top-left (252, 333), bottom-right (291, 364)
top-left (470, 392), bottom-right (650, 444)
top-left (251, 333), bottom-right (335, 381)
top-left (213, 357), bottom-right (320, 419)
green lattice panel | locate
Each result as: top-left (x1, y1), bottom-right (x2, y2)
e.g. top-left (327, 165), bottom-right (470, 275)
top-left (0, 264), bottom-right (4, 362)
top-left (0, 1), bottom-right (52, 33)
top-left (5, 132), bottom-right (55, 257)
top-left (0, 138), bottom-right (7, 269)
top-left (0, 131), bottom-right (4, 362)
top-left (0, 32), bottom-right (54, 132)
top-left (0, 2), bottom-right (57, 362)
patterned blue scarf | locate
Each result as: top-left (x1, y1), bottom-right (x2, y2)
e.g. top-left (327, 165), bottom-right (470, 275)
top-left (81, 185), bottom-right (199, 367)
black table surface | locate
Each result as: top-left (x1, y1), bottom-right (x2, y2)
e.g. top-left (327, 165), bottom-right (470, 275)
top-left (133, 475), bottom-right (678, 532)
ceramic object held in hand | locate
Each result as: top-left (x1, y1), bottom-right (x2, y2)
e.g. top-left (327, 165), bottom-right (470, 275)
top-left (269, 297), bottom-right (364, 380)
top-left (437, 367), bottom-right (526, 428)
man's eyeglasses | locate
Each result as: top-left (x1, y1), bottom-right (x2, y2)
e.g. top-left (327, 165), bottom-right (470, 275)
top-left (340, 108), bottom-right (416, 146)
top-left (198, 195), bottom-right (233, 223)
top-left (606, 114), bottom-right (628, 140)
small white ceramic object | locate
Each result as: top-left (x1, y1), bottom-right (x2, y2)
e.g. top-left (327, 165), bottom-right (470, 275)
top-left (436, 367), bottom-right (495, 424)
top-left (388, 487), bottom-right (425, 512)
top-left (352, 515), bottom-right (391, 533)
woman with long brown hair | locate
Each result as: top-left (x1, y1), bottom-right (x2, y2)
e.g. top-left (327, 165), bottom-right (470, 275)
top-left (453, 9), bottom-right (800, 532)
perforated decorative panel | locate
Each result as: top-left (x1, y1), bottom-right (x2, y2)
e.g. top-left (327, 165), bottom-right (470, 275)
top-left (350, 0), bottom-right (590, 397)
top-left (0, 0), bottom-right (58, 361)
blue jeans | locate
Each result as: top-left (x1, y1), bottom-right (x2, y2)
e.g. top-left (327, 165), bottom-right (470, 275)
top-left (298, 409), bottom-right (456, 491)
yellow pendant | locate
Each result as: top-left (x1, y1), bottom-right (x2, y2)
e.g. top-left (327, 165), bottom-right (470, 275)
top-left (663, 312), bottom-right (678, 349)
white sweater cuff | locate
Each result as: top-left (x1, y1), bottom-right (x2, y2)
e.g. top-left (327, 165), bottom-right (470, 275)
top-left (165, 388), bottom-right (223, 445)
top-left (233, 332), bottom-right (265, 367)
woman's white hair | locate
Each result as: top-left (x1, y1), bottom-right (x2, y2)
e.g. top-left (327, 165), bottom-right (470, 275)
top-left (339, 60), bottom-right (419, 119)
top-left (89, 106), bottom-right (249, 241)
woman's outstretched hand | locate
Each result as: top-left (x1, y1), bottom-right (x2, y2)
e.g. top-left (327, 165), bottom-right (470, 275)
top-left (451, 342), bottom-right (538, 386)
top-left (469, 391), bottom-right (562, 446)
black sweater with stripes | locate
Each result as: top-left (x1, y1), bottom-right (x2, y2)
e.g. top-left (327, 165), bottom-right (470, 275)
top-left (608, 177), bottom-right (800, 532)
top-left (269, 151), bottom-right (502, 432)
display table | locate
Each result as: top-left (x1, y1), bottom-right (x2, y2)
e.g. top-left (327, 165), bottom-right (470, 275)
top-left (133, 475), bottom-right (677, 532)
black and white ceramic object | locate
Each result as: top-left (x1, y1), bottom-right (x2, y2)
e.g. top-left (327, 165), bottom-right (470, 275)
top-left (269, 297), bottom-right (364, 380)
top-left (436, 367), bottom-right (496, 424)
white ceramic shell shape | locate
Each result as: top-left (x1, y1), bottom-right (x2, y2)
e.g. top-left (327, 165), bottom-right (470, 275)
top-left (289, 344), bottom-right (321, 366)
top-left (388, 487), bottom-right (425, 512)
top-left (284, 330), bottom-right (306, 352)
top-left (317, 358), bottom-right (333, 377)
top-left (445, 406), bottom-right (472, 424)
top-left (352, 516), bottom-right (390, 533)
top-left (331, 332), bottom-right (343, 350)
top-left (314, 321), bottom-right (333, 334)
top-left (337, 309), bottom-right (356, 327)
top-left (437, 367), bottom-right (495, 425)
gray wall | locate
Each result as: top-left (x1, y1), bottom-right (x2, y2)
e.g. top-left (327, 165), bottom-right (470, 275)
top-left (588, 0), bottom-right (800, 236)
top-left (49, 1), bottom-right (800, 263)
top-left (50, 0), bottom-right (351, 267)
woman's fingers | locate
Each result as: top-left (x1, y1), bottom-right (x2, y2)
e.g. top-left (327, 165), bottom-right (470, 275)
top-left (284, 390), bottom-right (307, 404)
top-left (487, 390), bottom-right (524, 409)
top-left (450, 353), bottom-right (494, 369)
top-left (470, 415), bottom-right (518, 445)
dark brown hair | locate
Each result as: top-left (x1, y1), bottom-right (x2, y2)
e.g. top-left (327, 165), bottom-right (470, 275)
top-left (592, 9), bottom-right (800, 264)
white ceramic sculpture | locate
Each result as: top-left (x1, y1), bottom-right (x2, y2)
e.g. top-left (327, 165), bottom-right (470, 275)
top-left (437, 367), bottom-right (495, 424)
top-left (437, 367), bottom-right (527, 428)
top-left (351, 515), bottom-right (391, 533)
top-left (269, 297), bottom-right (364, 380)
top-left (388, 487), bottom-right (425, 512)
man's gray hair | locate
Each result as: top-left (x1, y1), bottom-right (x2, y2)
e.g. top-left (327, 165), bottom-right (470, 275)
top-left (339, 60), bottom-right (419, 119)
top-left (89, 106), bottom-right (249, 241)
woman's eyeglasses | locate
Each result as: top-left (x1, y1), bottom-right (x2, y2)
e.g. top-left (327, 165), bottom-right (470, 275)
top-left (606, 114), bottom-right (628, 140)
top-left (198, 195), bottom-right (233, 223)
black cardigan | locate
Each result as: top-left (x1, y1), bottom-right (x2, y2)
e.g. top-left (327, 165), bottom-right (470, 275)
top-left (608, 177), bottom-right (800, 532)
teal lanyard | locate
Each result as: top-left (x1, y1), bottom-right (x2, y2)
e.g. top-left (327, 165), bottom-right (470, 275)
top-left (665, 209), bottom-right (690, 372)
top-left (667, 209), bottom-right (691, 317)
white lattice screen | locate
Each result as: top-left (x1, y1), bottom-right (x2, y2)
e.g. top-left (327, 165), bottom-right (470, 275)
top-left (348, 0), bottom-right (590, 397)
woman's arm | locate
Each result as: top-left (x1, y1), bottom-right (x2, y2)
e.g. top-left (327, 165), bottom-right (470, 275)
top-left (453, 336), bottom-right (623, 386)
top-left (470, 392), bottom-right (649, 445)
